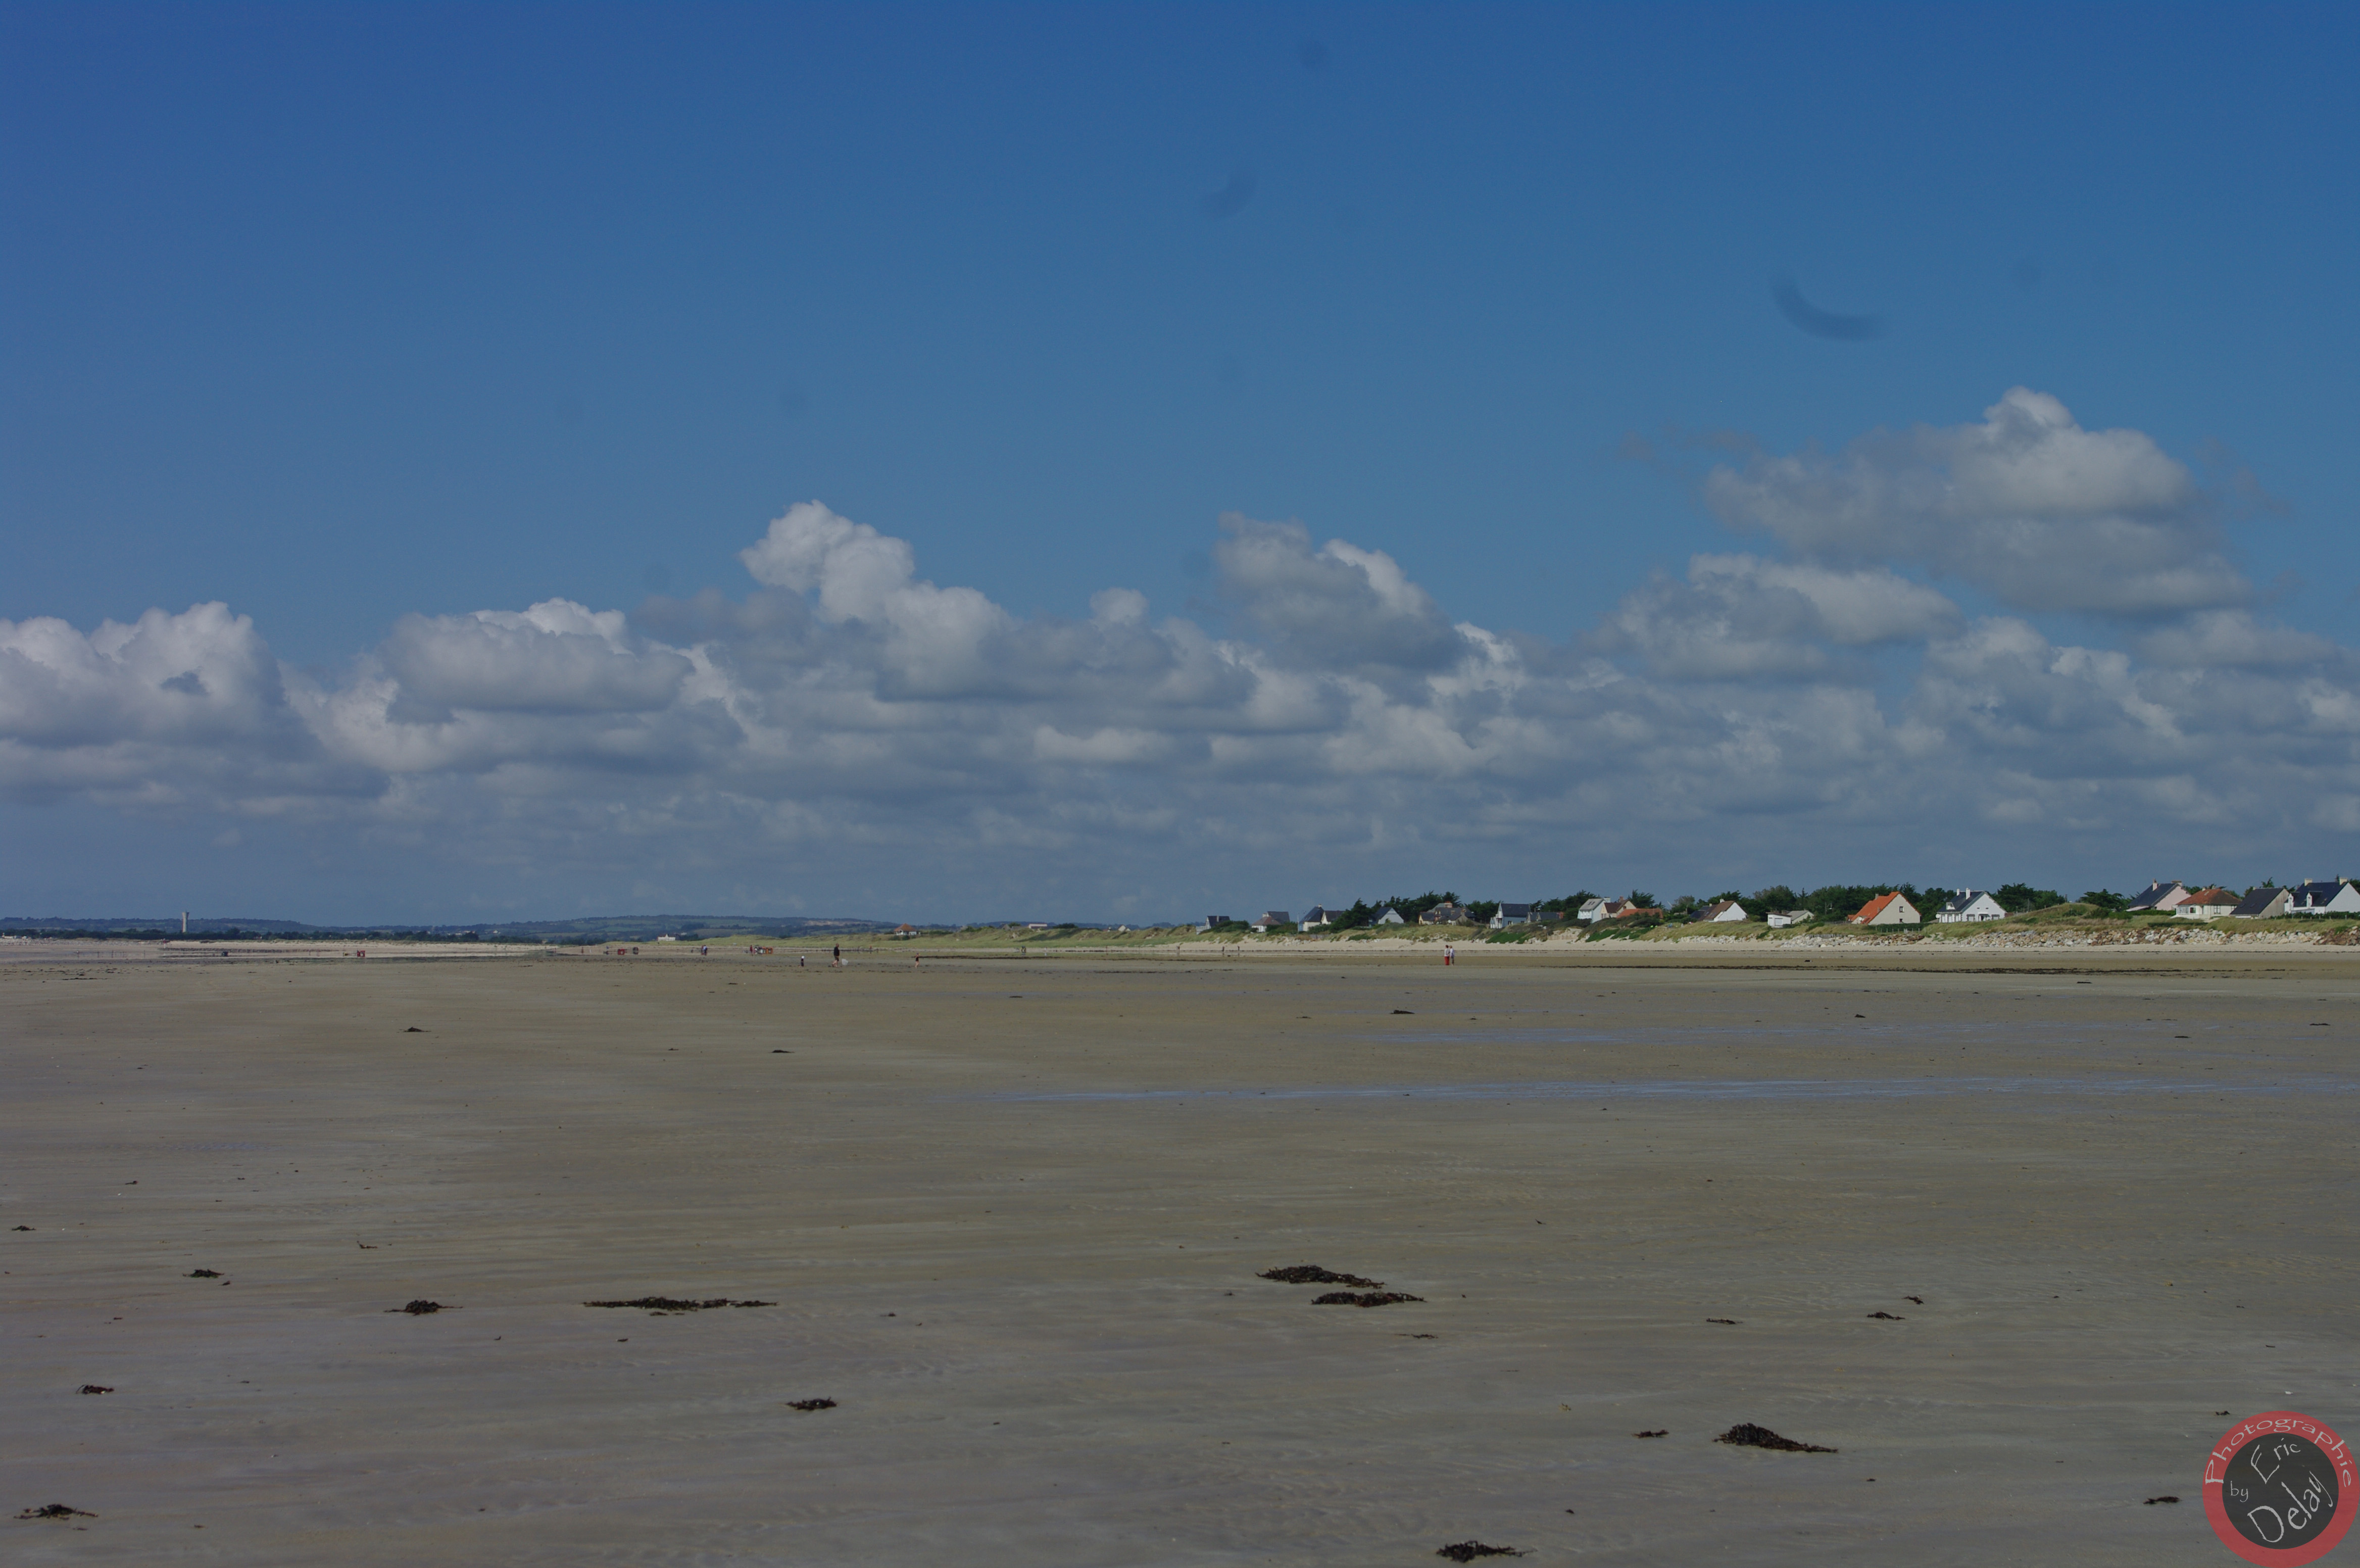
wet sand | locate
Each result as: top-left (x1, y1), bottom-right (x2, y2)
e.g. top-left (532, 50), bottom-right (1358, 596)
top-left (4, 946), bottom-right (2354, 1564)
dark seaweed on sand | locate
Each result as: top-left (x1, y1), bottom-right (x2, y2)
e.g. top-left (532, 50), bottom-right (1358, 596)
top-left (1260, 1265), bottom-right (1384, 1288)
top-left (389, 1300), bottom-right (449, 1314)
top-left (78, 1385), bottom-right (113, 1395)
top-left (187, 1268), bottom-right (222, 1278)
top-left (2146, 1495), bottom-right (2180, 1505)
top-left (1435, 1542), bottom-right (1523, 1561)
top-left (786, 1398), bottom-right (837, 1411)
top-left (582, 1296), bottom-right (775, 1311)
top-left (18, 1505), bottom-right (96, 1520)
top-left (1313, 1291), bottom-right (1423, 1307)
top-left (1716, 1423), bottom-right (1836, 1452)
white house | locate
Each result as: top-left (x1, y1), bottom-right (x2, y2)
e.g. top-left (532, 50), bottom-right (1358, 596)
top-left (1489, 902), bottom-right (1534, 929)
top-left (1372, 906), bottom-right (1407, 925)
top-left (1765, 909), bottom-right (1814, 928)
top-left (1849, 892), bottom-right (1920, 926)
top-left (2174, 888), bottom-right (2240, 920)
top-left (1301, 906), bottom-right (1335, 929)
top-left (2126, 879), bottom-right (2190, 913)
top-left (1198, 914), bottom-right (1233, 932)
top-left (1576, 897), bottom-right (1609, 923)
top-left (1249, 911), bottom-right (1292, 933)
top-left (1693, 899), bottom-right (1748, 923)
top-left (2287, 879), bottom-right (2360, 915)
top-left (1934, 890), bottom-right (2006, 923)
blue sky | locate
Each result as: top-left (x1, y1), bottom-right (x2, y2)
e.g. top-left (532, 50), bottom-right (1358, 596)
top-left (4, 3), bottom-right (2357, 923)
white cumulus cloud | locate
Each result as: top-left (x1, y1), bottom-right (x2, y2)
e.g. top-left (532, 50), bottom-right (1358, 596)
top-left (4, 390), bottom-right (2355, 913)
top-left (1703, 387), bottom-right (2250, 616)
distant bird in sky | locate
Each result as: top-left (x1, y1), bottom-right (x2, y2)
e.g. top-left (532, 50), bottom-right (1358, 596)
top-left (1773, 275), bottom-right (1886, 340)
top-left (1202, 169), bottom-right (1256, 220)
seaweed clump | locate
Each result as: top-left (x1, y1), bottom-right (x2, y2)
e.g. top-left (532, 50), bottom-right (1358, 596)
top-left (1715, 1423), bottom-right (1836, 1453)
top-left (582, 1297), bottom-right (775, 1311)
top-left (1313, 1291), bottom-right (1423, 1308)
top-left (1260, 1265), bottom-right (1384, 1288)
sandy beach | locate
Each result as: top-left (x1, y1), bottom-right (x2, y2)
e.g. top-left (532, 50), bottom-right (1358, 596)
top-left (5, 942), bottom-right (2353, 1564)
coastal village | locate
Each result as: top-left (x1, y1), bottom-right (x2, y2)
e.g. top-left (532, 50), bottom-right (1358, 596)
top-left (851, 875), bottom-right (2360, 952)
top-left (1155, 876), bottom-right (2360, 940)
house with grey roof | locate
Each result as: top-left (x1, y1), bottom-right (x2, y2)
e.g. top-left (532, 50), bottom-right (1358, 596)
top-left (1489, 902), bottom-right (1534, 929)
top-left (2126, 879), bottom-right (2190, 913)
top-left (2231, 886), bottom-right (2289, 919)
top-left (1934, 890), bottom-right (2005, 923)
top-left (2287, 879), bottom-right (2360, 915)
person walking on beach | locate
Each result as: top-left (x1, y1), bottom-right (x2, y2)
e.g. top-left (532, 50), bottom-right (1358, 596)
top-left (1444, 944), bottom-right (1455, 966)
top-left (832, 943), bottom-right (842, 967)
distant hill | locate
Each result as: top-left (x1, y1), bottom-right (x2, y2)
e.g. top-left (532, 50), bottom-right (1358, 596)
top-left (2, 916), bottom-right (331, 937)
top-left (0, 913), bottom-right (896, 941)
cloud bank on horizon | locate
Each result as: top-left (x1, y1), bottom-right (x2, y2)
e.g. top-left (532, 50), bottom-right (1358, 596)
top-left (4, 390), bottom-right (2355, 916)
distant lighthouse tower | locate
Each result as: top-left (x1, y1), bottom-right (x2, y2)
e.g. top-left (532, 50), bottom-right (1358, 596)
top-left (181, 911), bottom-right (188, 934)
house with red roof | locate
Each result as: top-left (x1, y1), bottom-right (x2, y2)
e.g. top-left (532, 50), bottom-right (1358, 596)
top-left (2174, 888), bottom-right (2240, 919)
top-left (1848, 891), bottom-right (1920, 927)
